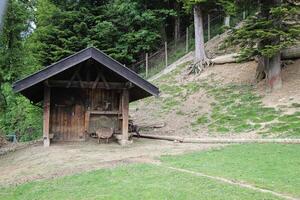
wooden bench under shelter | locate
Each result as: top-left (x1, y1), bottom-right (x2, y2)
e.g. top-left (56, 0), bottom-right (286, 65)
top-left (12, 47), bottom-right (159, 147)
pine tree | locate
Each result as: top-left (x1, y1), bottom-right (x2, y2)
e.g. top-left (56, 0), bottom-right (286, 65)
top-left (227, 0), bottom-right (300, 90)
top-left (33, 0), bottom-right (176, 66)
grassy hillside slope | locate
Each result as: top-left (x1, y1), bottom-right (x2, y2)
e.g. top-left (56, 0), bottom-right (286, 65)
top-left (131, 59), bottom-right (300, 138)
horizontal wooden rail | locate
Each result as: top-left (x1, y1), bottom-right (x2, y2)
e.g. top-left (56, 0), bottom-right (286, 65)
top-left (47, 80), bottom-right (132, 89)
top-left (88, 110), bottom-right (121, 115)
top-left (133, 133), bottom-right (300, 144)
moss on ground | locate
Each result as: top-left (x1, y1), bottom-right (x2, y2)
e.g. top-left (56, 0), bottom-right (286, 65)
top-left (192, 83), bottom-right (300, 137)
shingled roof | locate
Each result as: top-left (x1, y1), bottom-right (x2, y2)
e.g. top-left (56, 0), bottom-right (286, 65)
top-left (13, 47), bottom-right (159, 102)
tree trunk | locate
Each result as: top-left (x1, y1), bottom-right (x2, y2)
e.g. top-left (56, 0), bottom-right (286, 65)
top-left (194, 4), bottom-right (207, 62)
top-left (255, 56), bottom-right (266, 82)
top-left (266, 0), bottom-right (282, 91)
top-left (256, 0), bottom-right (282, 91)
top-left (0, 0), bottom-right (8, 31)
top-left (174, 2), bottom-right (180, 42)
top-left (174, 16), bottom-right (180, 42)
top-left (160, 24), bottom-right (167, 42)
top-left (266, 52), bottom-right (282, 90)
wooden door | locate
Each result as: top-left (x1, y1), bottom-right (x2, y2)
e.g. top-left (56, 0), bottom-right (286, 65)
top-left (50, 88), bottom-right (86, 141)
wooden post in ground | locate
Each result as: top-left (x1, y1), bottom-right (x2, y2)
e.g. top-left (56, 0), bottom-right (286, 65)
top-left (243, 10), bottom-right (246, 19)
top-left (120, 89), bottom-right (130, 146)
top-left (186, 27), bottom-right (189, 53)
top-left (207, 14), bottom-right (211, 41)
top-left (43, 85), bottom-right (50, 147)
top-left (145, 53), bottom-right (149, 78)
top-left (224, 15), bottom-right (230, 27)
top-left (165, 41), bottom-right (168, 68)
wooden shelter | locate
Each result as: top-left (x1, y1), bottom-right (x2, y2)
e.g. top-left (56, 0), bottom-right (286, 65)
top-left (13, 47), bottom-right (159, 147)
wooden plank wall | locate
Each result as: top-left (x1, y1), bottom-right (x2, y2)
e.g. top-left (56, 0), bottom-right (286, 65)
top-left (50, 88), bottom-right (121, 141)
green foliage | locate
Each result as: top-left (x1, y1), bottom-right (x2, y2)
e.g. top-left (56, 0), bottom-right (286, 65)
top-left (226, 1), bottom-right (300, 60)
top-left (0, 83), bottom-right (42, 142)
top-left (182, 0), bottom-right (236, 15)
top-left (0, 0), bottom-right (42, 141)
top-left (0, 0), bottom-right (30, 82)
top-left (33, 0), bottom-right (175, 66)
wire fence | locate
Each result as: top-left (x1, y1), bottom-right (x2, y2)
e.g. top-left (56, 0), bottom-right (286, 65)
top-left (131, 9), bottom-right (255, 78)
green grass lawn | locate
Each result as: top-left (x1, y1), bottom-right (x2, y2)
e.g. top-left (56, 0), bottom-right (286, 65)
top-left (1, 144), bottom-right (299, 200)
top-left (162, 144), bottom-right (300, 198)
top-left (0, 164), bottom-right (282, 200)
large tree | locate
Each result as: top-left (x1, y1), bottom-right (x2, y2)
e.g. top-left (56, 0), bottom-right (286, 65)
top-left (228, 0), bottom-right (300, 91)
top-left (183, 0), bottom-right (235, 73)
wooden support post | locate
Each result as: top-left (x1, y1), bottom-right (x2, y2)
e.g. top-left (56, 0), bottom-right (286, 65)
top-left (207, 14), bottom-right (211, 41)
top-left (43, 86), bottom-right (50, 147)
top-left (186, 27), bottom-right (189, 53)
top-left (224, 15), bottom-right (230, 27)
top-left (165, 41), bottom-right (168, 68)
top-left (120, 89), bottom-right (130, 146)
top-left (243, 11), bottom-right (246, 19)
top-left (145, 53), bottom-right (149, 78)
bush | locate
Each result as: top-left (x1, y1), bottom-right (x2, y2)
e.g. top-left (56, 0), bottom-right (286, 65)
top-left (0, 83), bottom-right (42, 142)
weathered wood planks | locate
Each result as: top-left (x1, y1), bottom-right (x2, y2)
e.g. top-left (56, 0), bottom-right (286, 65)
top-left (121, 89), bottom-right (129, 145)
top-left (43, 86), bottom-right (50, 147)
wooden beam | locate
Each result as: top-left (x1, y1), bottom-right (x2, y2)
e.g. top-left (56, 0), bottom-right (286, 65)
top-left (67, 69), bottom-right (80, 88)
top-left (84, 111), bottom-right (90, 133)
top-left (75, 71), bottom-right (84, 88)
top-left (121, 89), bottom-right (129, 145)
top-left (89, 110), bottom-right (121, 115)
top-left (96, 68), bottom-right (109, 89)
top-left (92, 73), bottom-right (101, 89)
top-left (48, 80), bottom-right (131, 89)
top-left (43, 86), bottom-right (50, 147)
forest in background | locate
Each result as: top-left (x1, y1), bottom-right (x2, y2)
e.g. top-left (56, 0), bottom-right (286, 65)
top-left (0, 0), bottom-right (195, 141)
top-left (0, 0), bottom-right (298, 141)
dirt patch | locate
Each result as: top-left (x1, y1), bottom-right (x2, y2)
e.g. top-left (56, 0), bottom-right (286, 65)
top-left (0, 139), bottom-right (222, 187)
top-left (198, 61), bottom-right (257, 84)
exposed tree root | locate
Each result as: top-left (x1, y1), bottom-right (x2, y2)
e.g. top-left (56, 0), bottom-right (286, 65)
top-left (188, 59), bottom-right (213, 74)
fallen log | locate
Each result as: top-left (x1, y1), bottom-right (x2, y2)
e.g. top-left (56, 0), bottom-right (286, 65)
top-left (211, 53), bottom-right (239, 64)
top-left (281, 47), bottom-right (300, 59)
top-left (133, 133), bottom-right (300, 144)
top-left (181, 138), bottom-right (300, 144)
top-left (137, 122), bottom-right (166, 129)
top-left (210, 46), bottom-right (300, 65)
top-left (133, 133), bottom-right (183, 142)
